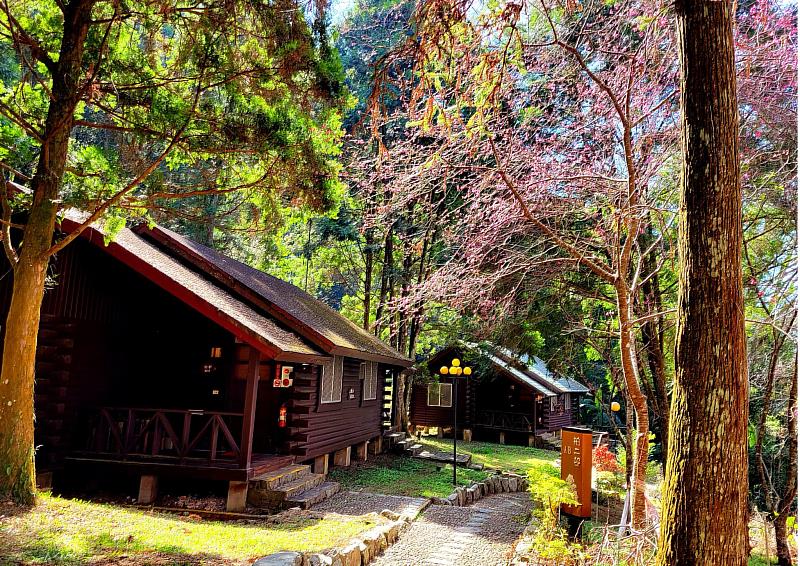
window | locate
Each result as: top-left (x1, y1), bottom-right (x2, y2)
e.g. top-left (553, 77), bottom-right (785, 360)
top-left (320, 356), bottom-right (343, 404)
top-left (360, 361), bottom-right (378, 401)
top-left (427, 382), bottom-right (453, 407)
top-left (550, 394), bottom-right (566, 414)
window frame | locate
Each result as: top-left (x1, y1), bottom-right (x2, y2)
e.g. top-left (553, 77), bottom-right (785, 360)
top-left (360, 361), bottom-right (379, 401)
top-left (320, 356), bottom-right (344, 404)
top-left (427, 381), bottom-right (453, 407)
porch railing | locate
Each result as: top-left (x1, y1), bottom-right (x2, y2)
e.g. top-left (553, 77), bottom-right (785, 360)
top-left (475, 410), bottom-right (533, 432)
top-left (85, 407), bottom-right (244, 464)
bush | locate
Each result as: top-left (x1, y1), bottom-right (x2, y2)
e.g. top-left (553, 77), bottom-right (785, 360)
top-left (593, 444), bottom-right (621, 473)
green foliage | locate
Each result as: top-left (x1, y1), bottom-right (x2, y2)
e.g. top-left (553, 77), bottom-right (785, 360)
top-left (2, 0), bottom-right (348, 232)
top-left (527, 463), bottom-right (580, 528)
top-left (328, 456), bottom-right (487, 498)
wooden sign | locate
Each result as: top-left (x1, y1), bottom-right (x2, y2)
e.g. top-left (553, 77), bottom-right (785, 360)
top-left (560, 426), bottom-right (593, 518)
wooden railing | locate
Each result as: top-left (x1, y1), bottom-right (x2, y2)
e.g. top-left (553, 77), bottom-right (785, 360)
top-left (85, 407), bottom-right (244, 464)
top-left (475, 410), bottom-right (533, 432)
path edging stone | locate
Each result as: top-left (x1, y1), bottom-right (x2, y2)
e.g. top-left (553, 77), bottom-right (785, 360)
top-left (251, 500), bottom-right (431, 566)
top-left (430, 472), bottom-right (529, 507)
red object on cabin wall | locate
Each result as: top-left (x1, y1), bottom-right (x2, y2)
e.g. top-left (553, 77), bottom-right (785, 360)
top-left (279, 405), bottom-right (287, 428)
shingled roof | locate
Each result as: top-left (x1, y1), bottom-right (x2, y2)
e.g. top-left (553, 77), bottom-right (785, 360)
top-left (60, 214), bottom-right (410, 366)
top-left (137, 225), bottom-right (411, 366)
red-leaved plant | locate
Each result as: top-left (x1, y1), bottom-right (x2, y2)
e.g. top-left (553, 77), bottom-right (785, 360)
top-left (593, 445), bottom-right (621, 474)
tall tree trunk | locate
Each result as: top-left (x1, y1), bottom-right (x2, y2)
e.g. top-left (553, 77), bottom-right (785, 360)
top-left (374, 225), bottom-right (393, 337)
top-left (616, 282), bottom-right (649, 529)
top-left (0, 0), bottom-right (95, 504)
top-left (658, 1), bottom-right (748, 563)
top-left (775, 357), bottom-right (797, 566)
top-left (363, 228), bottom-right (374, 331)
top-left (639, 227), bottom-right (669, 464)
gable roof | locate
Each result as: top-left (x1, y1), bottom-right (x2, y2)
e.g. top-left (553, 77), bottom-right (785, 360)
top-left (59, 215), bottom-right (410, 366)
top-left (433, 342), bottom-right (589, 396)
top-left (138, 225), bottom-right (411, 366)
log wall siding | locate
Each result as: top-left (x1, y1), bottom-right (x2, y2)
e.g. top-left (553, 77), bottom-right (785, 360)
top-left (408, 377), bottom-right (469, 428)
top-left (286, 359), bottom-right (385, 460)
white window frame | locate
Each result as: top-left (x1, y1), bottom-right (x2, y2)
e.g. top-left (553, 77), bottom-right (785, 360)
top-left (427, 382), bottom-right (453, 407)
top-left (360, 361), bottom-right (378, 401)
top-left (320, 356), bottom-right (344, 404)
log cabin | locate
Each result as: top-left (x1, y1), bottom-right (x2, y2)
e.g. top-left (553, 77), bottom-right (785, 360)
top-left (409, 344), bottom-right (588, 446)
top-left (3, 215), bottom-right (411, 510)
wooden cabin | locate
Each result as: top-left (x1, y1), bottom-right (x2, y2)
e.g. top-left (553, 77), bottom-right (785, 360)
top-left (410, 345), bottom-right (588, 445)
top-left (3, 216), bottom-right (410, 509)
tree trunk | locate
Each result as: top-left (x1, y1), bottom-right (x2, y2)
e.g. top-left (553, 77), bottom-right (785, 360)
top-left (374, 224), bottom-right (393, 337)
top-left (616, 282), bottom-right (649, 529)
top-left (658, 1), bottom-right (748, 563)
top-left (639, 229), bottom-right (669, 464)
top-left (363, 228), bottom-right (374, 331)
top-left (775, 357), bottom-right (797, 566)
top-left (0, 0), bottom-right (95, 504)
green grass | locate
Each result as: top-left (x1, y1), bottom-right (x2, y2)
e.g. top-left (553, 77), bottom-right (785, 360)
top-left (0, 492), bottom-right (375, 565)
top-left (328, 456), bottom-right (487, 498)
top-left (418, 437), bottom-right (559, 474)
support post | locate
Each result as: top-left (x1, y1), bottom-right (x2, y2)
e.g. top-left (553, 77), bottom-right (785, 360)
top-left (138, 474), bottom-right (159, 504)
top-left (499, 431), bottom-right (506, 445)
top-left (227, 481), bottom-right (248, 512)
top-left (239, 347), bottom-right (260, 469)
top-left (333, 446), bottom-right (351, 467)
top-left (528, 434), bottom-right (536, 448)
top-left (369, 436), bottom-right (383, 454)
top-left (356, 441), bottom-right (369, 462)
top-left (463, 428), bottom-right (472, 442)
top-left (313, 454), bottom-right (329, 475)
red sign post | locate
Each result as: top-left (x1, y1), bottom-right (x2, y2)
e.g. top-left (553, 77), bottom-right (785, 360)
top-left (560, 426), bottom-right (593, 519)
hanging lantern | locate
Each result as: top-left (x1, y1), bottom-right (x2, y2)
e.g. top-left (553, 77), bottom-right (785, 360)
top-left (611, 401), bottom-right (621, 412)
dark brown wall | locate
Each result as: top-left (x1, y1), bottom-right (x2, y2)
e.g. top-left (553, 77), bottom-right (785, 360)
top-left (408, 375), bottom-right (469, 428)
top-left (286, 358), bottom-right (385, 459)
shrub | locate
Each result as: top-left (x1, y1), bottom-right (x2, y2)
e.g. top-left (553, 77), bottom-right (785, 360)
top-left (593, 444), bottom-right (621, 473)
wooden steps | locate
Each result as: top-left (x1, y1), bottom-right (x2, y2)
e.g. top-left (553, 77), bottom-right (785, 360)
top-left (247, 464), bottom-right (339, 511)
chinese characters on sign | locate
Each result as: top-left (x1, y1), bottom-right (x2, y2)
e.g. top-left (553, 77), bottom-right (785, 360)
top-left (560, 427), bottom-right (593, 518)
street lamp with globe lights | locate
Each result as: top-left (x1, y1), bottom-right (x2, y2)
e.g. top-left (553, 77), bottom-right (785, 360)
top-left (440, 358), bottom-right (472, 485)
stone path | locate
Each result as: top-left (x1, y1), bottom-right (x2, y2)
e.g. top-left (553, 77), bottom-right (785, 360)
top-left (371, 492), bottom-right (532, 566)
top-left (313, 491), bottom-right (430, 519)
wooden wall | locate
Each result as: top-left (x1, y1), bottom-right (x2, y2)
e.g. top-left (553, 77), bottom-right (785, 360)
top-left (286, 358), bottom-right (385, 460)
top-left (408, 375), bottom-right (469, 428)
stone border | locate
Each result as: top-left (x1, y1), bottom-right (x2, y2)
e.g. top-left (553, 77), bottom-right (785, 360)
top-left (252, 504), bottom-right (431, 566)
top-left (430, 472), bottom-right (530, 507)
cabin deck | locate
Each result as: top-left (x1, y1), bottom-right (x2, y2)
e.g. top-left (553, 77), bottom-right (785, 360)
top-left (65, 452), bottom-right (295, 482)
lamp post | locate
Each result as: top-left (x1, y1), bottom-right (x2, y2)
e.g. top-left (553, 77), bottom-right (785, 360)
top-left (440, 358), bottom-right (472, 485)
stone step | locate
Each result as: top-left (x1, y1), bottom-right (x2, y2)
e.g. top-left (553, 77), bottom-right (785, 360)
top-left (406, 443), bottom-right (423, 456)
top-left (250, 464), bottom-right (311, 490)
top-left (248, 473), bottom-right (325, 508)
top-left (285, 481), bottom-right (341, 510)
top-left (384, 432), bottom-right (405, 443)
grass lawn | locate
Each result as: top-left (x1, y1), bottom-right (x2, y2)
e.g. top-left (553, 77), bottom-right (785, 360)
top-left (418, 437), bottom-right (559, 474)
top-left (0, 492), bottom-right (376, 565)
top-left (328, 455), bottom-right (487, 498)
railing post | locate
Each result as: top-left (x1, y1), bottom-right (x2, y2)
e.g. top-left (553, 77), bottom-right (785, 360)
top-left (239, 347), bottom-right (260, 469)
top-left (181, 412), bottom-right (192, 461)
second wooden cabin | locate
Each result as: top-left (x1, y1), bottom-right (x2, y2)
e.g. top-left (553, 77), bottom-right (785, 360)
top-left (410, 344), bottom-right (589, 446)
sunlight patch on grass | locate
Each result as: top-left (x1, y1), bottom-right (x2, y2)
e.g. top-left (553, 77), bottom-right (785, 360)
top-left (329, 457), bottom-right (487, 498)
top-left (418, 438), bottom-right (558, 473)
top-left (0, 493), bottom-right (375, 565)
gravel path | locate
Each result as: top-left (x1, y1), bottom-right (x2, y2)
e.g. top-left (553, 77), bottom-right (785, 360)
top-left (371, 492), bottom-right (532, 566)
top-left (312, 491), bottom-right (430, 519)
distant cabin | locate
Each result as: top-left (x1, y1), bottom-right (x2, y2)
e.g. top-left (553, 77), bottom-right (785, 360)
top-left (410, 344), bottom-right (589, 445)
top-left (2, 216), bottom-right (410, 509)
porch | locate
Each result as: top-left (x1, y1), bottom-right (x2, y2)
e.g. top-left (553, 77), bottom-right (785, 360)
top-left (69, 405), bottom-right (294, 482)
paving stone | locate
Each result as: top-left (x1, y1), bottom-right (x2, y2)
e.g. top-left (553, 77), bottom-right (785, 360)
top-left (253, 551), bottom-right (303, 566)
